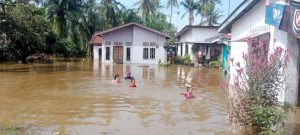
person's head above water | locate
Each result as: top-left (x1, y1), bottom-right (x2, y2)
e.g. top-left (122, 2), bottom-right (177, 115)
top-left (114, 74), bottom-right (119, 80)
top-left (127, 72), bottom-right (131, 76)
top-left (185, 83), bottom-right (192, 92)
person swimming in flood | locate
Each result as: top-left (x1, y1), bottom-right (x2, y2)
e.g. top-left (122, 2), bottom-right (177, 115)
top-left (112, 74), bottom-right (121, 83)
top-left (129, 79), bottom-right (136, 88)
top-left (125, 72), bottom-right (133, 80)
top-left (180, 83), bottom-right (195, 100)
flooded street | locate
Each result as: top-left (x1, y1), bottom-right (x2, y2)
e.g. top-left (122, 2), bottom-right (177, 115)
top-left (0, 60), bottom-right (299, 135)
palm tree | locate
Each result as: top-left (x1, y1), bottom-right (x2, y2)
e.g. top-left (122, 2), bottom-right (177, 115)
top-left (180, 0), bottom-right (198, 25)
top-left (44, 0), bottom-right (84, 38)
top-left (199, 6), bottom-right (223, 26)
top-left (100, 0), bottom-right (124, 27)
top-left (198, 0), bottom-right (221, 24)
top-left (167, 0), bottom-right (178, 25)
top-left (135, 0), bottom-right (159, 19)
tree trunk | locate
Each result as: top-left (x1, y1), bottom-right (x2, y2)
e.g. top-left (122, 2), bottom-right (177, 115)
top-left (189, 12), bottom-right (193, 25)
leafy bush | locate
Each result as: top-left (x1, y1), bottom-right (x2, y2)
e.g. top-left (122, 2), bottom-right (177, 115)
top-left (158, 59), bottom-right (171, 67)
top-left (209, 61), bottom-right (220, 68)
top-left (174, 56), bottom-right (183, 64)
top-left (182, 54), bottom-right (191, 65)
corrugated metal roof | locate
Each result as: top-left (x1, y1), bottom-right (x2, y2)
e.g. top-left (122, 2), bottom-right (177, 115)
top-left (176, 25), bottom-right (219, 38)
top-left (94, 22), bottom-right (170, 38)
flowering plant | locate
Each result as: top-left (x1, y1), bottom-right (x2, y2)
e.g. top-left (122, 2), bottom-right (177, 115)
top-left (221, 39), bottom-right (291, 135)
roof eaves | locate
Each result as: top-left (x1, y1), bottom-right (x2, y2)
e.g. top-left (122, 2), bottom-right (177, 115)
top-left (94, 22), bottom-right (170, 38)
top-left (218, 0), bottom-right (260, 33)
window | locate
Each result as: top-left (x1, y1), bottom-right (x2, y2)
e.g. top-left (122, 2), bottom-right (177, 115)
top-left (143, 48), bottom-right (149, 59)
top-left (126, 47), bottom-right (131, 61)
top-left (150, 48), bottom-right (155, 59)
top-left (106, 47), bottom-right (110, 60)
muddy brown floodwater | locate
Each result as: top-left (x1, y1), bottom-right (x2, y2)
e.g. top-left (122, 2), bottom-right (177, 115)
top-left (0, 60), bottom-right (299, 135)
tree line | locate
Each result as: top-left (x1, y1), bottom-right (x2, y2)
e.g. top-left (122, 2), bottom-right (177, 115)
top-left (0, 0), bottom-right (222, 63)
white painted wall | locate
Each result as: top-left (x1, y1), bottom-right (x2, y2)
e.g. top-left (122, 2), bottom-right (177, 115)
top-left (132, 25), bottom-right (167, 64)
top-left (98, 25), bottom-right (167, 64)
top-left (191, 28), bottom-right (220, 43)
top-left (93, 46), bottom-right (102, 60)
top-left (231, 0), bottom-right (266, 41)
top-left (229, 0), bottom-right (299, 104)
top-left (178, 28), bottom-right (220, 43)
top-left (101, 26), bottom-right (133, 63)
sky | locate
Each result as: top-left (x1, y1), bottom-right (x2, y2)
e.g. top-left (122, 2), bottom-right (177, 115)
top-left (116, 0), bottom-right (242, 31)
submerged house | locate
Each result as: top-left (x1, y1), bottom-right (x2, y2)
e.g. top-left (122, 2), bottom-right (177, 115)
top-left (218, 0), bottom-right (300, 105)
top-left (175, 26), bottom-right (223, 65)
top-left (92, 22), bottom-right (169, 64)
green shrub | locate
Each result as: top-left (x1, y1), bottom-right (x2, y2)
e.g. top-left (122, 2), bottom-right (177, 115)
top-left (182, 54), bottom-right (190, 65)
top-left (158, 60), bottom-right (171, 67)
top-left (174, 56), bottom-right (183, 64)
top-left (209, 61), bottom-right (220, 68)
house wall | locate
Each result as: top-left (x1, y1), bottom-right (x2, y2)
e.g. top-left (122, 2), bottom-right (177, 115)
top-left (177, 27), bottom-right (220, 61)
top-left (270, 28), bottom-right (300, 104)
top-left (93, 46), bottom-right (102, 60)
top-left (101, 26), bottom-right (133, 63)
top-left (231, 0), bottom-right (266, 41)
top-left (132, 25), bottom-right (167, 64)
top-left (230, 0), bottom-right (266, 81)
top-left (191, 28), bottom-right (220, 43)
top-left (229, 0), bottom-right (299, 104)
top-left (99, 25), bottom-right (167, 64)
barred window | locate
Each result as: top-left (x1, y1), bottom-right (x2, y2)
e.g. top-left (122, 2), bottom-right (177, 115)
top-left (143, 48), bottom-right (149, 59)
top-left (150, 48), bottom-right (155, 59)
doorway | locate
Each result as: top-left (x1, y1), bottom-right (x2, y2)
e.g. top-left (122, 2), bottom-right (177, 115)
top-left (113, 46), bottom-right (123, 63)
top-left (99, 48), bottom-right (102, 61)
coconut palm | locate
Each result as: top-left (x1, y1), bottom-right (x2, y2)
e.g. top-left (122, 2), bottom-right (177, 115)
top-left (167, 0), bottom-right (178, 25)
top-left (180, 0), bottom-right (198, 25)
top-left (198, 0), bottom-right (221, 23)
top-left (44, 0), bottom-right (84, 38)
top-left (100, 0), bottom-right (124, 27)
top-left (199, 6), bottom-right (223, 26)
top-left (135, 0), bottom-right (159, 19)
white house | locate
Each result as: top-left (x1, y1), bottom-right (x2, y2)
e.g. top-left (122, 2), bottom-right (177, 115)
top-left (92, 22), bottom-right (169, 64)
top-left (175, 26), bottom-right (222, 65)
top-left (218, 0), bottom-right (300, 105)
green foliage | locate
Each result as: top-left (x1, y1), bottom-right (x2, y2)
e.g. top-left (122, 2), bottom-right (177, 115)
top-left (0, 0), bottom-right (175, 62)
top-left (250, 105), bottom-right (286, 129)
top-left (209, 61), bottom-right (220, 68)
top-left (158, 59), bottom-right (171, 67)
top-left (174, 55), bottom-right (191, 65)
top-left (182, 54), bottom-right (191, 65)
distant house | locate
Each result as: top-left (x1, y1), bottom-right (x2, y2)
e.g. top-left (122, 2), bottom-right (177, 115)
top-left (218, 0), bottom-right (300, 105)
top-left (175, 25), bottom-right (222, 65)
top-left (89, 35), bottom-right (102, 59)
top-left (92, 22), bottom-right (169, 64)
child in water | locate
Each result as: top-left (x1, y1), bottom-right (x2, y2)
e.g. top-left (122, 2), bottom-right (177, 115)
top-left (125, 72), bottom-right (133, 80)
top-left (181, 84), bottom-right (194, 100)
top-left (129, 79), bottom-right (136, 87)
top-left (112, 74), bottom-right (121, 83)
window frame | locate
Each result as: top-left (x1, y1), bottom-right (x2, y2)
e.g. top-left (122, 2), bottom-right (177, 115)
top-left (126, 47), bottom-right (131, 61)
top-left (105, 47), bottom-right (110, 60)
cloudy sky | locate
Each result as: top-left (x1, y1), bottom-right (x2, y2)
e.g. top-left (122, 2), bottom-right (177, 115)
top-left (116, 0), bottom-right (243, 31)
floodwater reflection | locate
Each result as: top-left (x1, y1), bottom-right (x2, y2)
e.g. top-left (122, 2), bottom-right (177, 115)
top-left (0, 60), bottom-right (299, 135)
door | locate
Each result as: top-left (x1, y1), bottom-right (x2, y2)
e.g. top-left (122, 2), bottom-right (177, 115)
top-left (113, 46), bottom-right (123, 63)
top-left (99, 48), bottom-right (102, 61)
